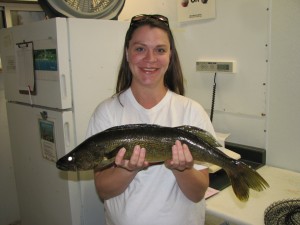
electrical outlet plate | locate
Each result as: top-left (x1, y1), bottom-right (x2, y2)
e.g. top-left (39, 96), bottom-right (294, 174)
top-left (196, 60), bottom-right (237, 73)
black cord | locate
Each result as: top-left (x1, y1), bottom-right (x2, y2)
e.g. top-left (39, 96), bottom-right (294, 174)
top-left (210, 72), bottom-right (217, 122)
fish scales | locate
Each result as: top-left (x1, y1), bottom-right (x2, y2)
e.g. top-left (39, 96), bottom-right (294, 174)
top-left (101, 125), bottom-right (212, 162)
top-left (56, 124), bottom-right (269, 201)
top-left (103, 126), bottom-right (173, 160)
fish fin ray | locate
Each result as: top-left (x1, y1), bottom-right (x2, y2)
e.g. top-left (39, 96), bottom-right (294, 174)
top-left (175, 125), bottom-right (222, 147)
top-left (225, 161), bottom-right (269, 201)
top-left (94, 157), bottom-right (116, 171)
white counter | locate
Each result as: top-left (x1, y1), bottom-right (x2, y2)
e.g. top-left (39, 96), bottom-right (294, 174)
top-left (205, 165), bottom-right (300, 225)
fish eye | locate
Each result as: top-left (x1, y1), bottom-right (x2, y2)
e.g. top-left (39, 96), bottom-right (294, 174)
top-left (68, 156), bottom-right (74, 162)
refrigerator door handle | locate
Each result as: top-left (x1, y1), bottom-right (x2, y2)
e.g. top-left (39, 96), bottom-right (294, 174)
top-left (64, 121), bottom-right (70, 147)
top-left (61, 74), bottom-right (67, 98)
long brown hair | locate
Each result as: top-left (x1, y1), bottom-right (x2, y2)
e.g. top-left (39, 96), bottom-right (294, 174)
top-left (115, 16), bottom-right (185, 96)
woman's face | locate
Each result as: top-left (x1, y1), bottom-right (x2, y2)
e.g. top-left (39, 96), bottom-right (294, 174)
top-left (127, 25), bottom-right (171, 90)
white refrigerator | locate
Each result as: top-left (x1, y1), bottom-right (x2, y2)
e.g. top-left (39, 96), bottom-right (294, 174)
top-left (0, 18), bottom-right (129, 225)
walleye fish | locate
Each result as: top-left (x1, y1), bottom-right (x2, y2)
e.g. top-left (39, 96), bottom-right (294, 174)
top-left (56, 124), bottom-right (269, 201)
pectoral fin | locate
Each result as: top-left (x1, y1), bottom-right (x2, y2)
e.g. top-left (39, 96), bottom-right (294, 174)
top-left (94, 157), bottom-right (116, 172)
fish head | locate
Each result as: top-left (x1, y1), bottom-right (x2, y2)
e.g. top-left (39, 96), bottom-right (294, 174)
top-left (56, 141), bottom-right (105, 171)
top-left (56, 152), bottom-right (78, 171)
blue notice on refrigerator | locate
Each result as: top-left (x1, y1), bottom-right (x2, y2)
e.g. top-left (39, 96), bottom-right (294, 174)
top-left (34, 49), bottom-right (58, 71)
top-left (39, 119), bottom-right (57, 162)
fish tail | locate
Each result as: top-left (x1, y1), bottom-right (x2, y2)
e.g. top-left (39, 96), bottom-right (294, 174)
top-left (224, 161), bottom-right (269, 201)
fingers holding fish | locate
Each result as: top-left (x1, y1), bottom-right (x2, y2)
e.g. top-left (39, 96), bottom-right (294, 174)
top-left (181, 143), bottom-right (194, 167)
top-left (115, 145), bottom-right (149, 171)
top-left (166, 140), bottom-right (194, 171)
top-left (129, 146), bottom-right (148, 169)
top-left (115, 147), bottom-right (126, 164)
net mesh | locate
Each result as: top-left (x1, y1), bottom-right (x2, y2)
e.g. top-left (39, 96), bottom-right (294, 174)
top-left (264, 199), bottom-right (300, 225)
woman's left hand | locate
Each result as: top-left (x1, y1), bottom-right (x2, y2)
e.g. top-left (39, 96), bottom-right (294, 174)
top-left (165, 140), bottom-right (194, 171)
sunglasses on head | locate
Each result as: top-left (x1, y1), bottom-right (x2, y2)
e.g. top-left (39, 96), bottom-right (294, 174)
top-left (130, 14), bottom-right (169, 27)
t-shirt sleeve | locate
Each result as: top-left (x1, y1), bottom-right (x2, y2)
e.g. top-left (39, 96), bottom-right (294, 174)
top-left (86, 98), bottom-right (116, 138)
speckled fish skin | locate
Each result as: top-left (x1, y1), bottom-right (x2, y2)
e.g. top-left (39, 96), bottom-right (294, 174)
top-left (56, 124), bottom-right (220, 171)
top-left (56, 124), bottom-right (269, 201)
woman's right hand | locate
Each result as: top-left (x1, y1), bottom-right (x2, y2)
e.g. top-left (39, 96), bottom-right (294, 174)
top-left (115, 145), bottom-right (149, 171)
top-left (95, 145), bottom-right (149, 200)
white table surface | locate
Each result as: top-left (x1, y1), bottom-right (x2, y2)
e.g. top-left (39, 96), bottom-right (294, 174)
top-left (205, 165), bottom-right (300, 225)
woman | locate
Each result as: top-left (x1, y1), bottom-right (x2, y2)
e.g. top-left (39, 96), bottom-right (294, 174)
top-left (87, 14), bottom-right (216, 225)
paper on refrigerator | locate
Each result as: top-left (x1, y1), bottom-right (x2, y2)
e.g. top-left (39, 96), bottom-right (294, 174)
top-left (177, 0), bottom-right (216, 22)
top-left (15, 41), bottom-right (35, 94)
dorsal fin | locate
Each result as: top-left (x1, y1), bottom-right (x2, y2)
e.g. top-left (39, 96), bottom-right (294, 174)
top-left (175, 125), bottom-right (221, 147)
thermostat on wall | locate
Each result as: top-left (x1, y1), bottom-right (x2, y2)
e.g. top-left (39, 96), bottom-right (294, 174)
top-left (196, 60), bottom-right (237, 73)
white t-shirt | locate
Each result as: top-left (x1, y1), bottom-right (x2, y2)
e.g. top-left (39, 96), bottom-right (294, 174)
top-left (87, 88), bottom-right (216, 225)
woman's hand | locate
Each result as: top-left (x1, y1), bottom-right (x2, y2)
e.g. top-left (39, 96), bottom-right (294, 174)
top-left (165, 140), bottom-right (194, 171)
top-left (115, 145), bottom-right (149, 171)
top-left (94, 145), bottom-right (149, 200)
top-left (165, 140), bottom-right (209, 202)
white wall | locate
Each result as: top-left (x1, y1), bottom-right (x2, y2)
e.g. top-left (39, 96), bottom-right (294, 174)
top-left (266, 0), bottom-right (300, 172)
top-left (173, 1), bottom-right (269, 148)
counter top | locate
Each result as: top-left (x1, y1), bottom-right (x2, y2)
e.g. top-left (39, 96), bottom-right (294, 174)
top-left (205, 165), bottom-right (300, 225)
